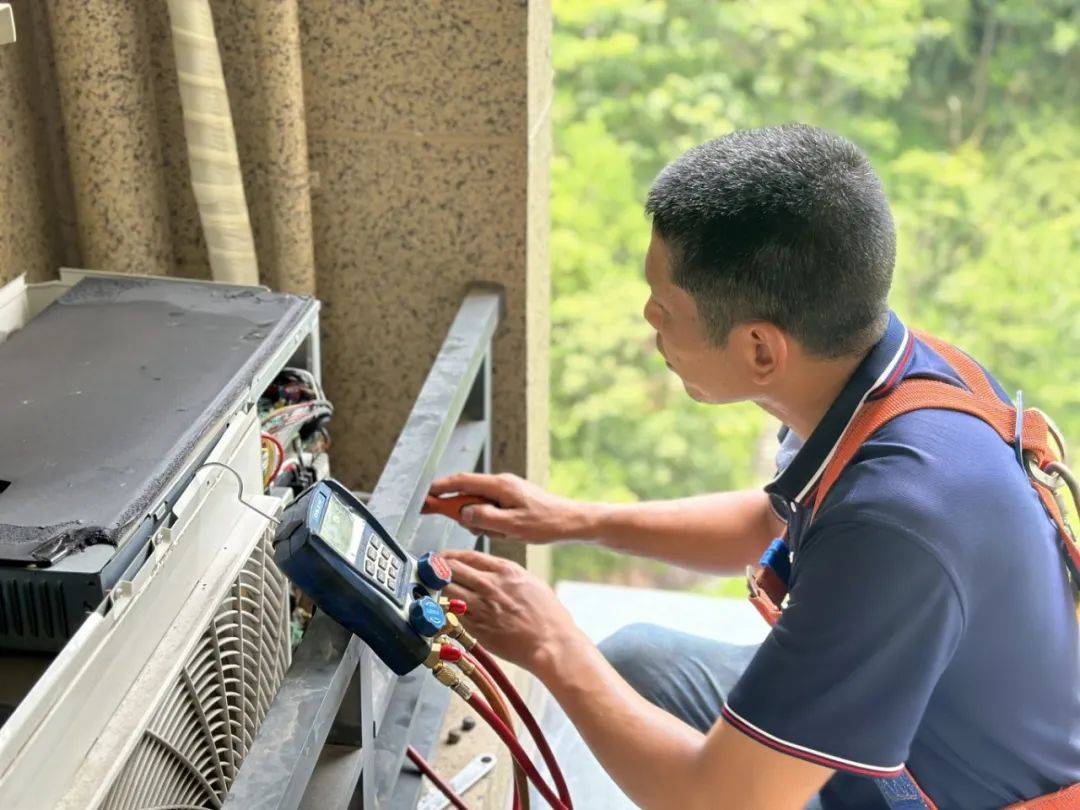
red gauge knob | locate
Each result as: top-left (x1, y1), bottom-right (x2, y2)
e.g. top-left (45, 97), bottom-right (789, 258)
top-left (418, 552), bottom-right (453, 590)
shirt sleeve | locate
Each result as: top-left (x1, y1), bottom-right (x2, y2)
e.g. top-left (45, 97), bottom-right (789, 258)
top-left (722, 517), bottom-right (965, 776)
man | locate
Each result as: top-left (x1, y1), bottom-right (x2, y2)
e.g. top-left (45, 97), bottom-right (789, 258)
top-left (433, 125), bottom-right (1080, 809)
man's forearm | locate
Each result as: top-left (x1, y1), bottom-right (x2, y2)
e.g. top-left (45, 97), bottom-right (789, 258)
top-left (533, 628), bottom-right (712, 810)
top-left (579, 489), bottom-right (784, 574)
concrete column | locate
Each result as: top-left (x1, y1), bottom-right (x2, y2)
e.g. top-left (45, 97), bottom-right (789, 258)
top-left (45, 0), bottom-right (174, 275)
top-left (204, 0), bottom-right (317, 295)
top-left (0, 11), bottom-right (53, 285)
top-left (300, 0), bottom-right (551, 565)
top-left (0, 0), bottom-right (77, 285)
top-left (251, 0), bottom-right (317, 296)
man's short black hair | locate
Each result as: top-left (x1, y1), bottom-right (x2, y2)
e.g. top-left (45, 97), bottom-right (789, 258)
top-left (645, 124), bottom-right (895, 358)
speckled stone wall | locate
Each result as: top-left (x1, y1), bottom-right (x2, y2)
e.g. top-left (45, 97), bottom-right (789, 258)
top-left (47, 0), bottom-right (176, 276)
top-left (0, 1), bottom-right (77, 285)
top-left (300, 0), bottom-right (551, 529)
top-left (209, 0), bottom-right (318, 295)
top-left (0, 1), bottom-right (550, 565)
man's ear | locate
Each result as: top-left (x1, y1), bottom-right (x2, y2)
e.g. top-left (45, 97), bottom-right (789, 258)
top-left (735, 321), bottom-right (788, 385)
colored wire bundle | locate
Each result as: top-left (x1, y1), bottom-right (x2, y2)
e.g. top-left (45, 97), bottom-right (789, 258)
top-left (260, 433), bottom-right (284, 487)
top-left (257, 368), bottom-right (333, 492)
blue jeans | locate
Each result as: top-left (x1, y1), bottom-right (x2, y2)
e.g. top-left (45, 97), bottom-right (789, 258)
top-left (599, 623), bottom-right (884, 810)
top-left (598, 622), bottom-right (759, 734)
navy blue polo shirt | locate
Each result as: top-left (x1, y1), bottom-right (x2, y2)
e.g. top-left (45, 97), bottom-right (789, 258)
top-left (722, 313), bottom-right (1080, 809)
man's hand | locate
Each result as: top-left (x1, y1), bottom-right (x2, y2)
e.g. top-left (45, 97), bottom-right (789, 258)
top-left (441, 549), bottom-right (584, 673)
top-left (443, 551), bottom-right (832, 809)
top-left (429, 473), bottom-right (596, 543)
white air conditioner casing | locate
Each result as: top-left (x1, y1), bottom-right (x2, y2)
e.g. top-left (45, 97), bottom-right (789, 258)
top-left (0, 271), bottom-right (323, 809)
top-left (0, 409), bottom-right (290, 809)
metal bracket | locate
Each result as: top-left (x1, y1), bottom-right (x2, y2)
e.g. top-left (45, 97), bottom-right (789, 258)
top-left (417, 753), bottom-right (497, 810)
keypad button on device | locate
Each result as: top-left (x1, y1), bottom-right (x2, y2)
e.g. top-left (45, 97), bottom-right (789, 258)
top-left (366, 544), bottom-right (378, 559)
top-left (364, 559), bottom-right (376, 576)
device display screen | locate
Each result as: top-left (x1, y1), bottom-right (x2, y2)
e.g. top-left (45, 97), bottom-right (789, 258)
top-left (321, 495), bottom-right (360, 561)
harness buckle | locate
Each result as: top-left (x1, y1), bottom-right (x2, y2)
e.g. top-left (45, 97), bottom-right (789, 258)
top-left (1025, 451), bottom-right (1061, 491)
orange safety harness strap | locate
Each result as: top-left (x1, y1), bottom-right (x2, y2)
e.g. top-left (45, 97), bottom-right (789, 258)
top-left (747, 331), bottom-right (1079, 810)
top-left (811, 333), bottom-right (1077, 581)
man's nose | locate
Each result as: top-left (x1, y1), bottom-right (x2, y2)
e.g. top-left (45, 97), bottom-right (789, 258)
top-left (643, 299), bottom-right (661, 329)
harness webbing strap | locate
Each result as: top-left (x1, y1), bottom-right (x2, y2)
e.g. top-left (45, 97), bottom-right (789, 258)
top-left (877, 772), bottom-right (938, 810)
top-left (746, 331), bottom-right (1078, 810)
top-left (1005, 783), bottom-right (1080, 809)
top-left (811, 332), bottom-right (1079, 583)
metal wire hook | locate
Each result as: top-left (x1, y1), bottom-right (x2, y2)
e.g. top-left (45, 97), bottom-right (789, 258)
top-left (194, 461), bottom-right (281, 526)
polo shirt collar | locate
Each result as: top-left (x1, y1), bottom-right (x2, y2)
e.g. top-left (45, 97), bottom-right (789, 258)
top-left (765, 312), bottom-right (912, 508)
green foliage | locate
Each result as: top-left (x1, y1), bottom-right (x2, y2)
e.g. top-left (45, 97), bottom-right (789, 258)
top-left (550, 0), bottom-right (1080, 584)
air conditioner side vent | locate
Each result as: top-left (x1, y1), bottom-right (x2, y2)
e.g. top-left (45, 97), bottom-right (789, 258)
top-left (0, 579), bottom-right (68, 642)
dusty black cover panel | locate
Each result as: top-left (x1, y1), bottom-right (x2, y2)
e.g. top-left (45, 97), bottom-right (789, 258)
top-left (0, 277), bottom-right (313, 565)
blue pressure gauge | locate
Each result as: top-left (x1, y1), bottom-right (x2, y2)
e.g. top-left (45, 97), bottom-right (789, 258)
top-left (272, 479), bottom-right (451, 675)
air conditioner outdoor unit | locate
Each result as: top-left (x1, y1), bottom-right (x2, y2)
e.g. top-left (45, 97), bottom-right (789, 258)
top-left (0, 270), bottom-right (324, 810)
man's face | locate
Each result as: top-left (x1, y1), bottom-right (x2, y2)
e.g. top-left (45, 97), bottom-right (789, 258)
top-left (643, 231), bottom-right (750, 404)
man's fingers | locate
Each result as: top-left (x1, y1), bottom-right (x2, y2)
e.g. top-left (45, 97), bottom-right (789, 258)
top-left (459, 504), bottom-right (519, 535)
top-left (428, 473), bottom-right (510, 502)
top-left (442, 548), bottom-right (509, 573)
top-left (441, 557), bottom-right (499, 591)
top-left (442, 581), bottom-right (480, 605)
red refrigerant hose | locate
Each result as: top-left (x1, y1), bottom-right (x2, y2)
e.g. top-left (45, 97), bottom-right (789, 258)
top-left (406, 745), bottom-right (470, 810)
top-left (455, 653), bottom-right (527, 810)
top-left (470, 645), bottom-right (573, 809)
top-left (466, 692), bottom-right (569, 810)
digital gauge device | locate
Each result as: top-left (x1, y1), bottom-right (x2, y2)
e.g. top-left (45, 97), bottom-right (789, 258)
top-left (272, 479), bottom-right (454, 675)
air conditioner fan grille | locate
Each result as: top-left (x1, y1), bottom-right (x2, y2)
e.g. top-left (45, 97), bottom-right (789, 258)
top-left (100, 528), bottom-right (291, 810)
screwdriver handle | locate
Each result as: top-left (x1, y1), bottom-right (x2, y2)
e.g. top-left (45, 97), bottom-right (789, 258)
top-left (422, 493), bottom-right (495, 521)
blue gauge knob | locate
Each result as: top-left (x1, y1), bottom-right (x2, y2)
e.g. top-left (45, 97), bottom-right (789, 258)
top-left (417, 552), bottom-right (453, 591)
top-left (409, 596), bottom-right (447, 637)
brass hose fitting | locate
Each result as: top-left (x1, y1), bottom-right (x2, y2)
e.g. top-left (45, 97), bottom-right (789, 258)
top-left (443, 612), bottom-right (477, 649)
top-left (423, 642), bottom-right (444, 669)
top-left (431, 662), bottom-right (473, 700)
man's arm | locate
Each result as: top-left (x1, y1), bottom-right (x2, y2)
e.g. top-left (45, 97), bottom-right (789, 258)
top-left (586, 489), bottom-right (784, 573)
top-left (442, 550), bottom-right (832, 810)
top-left (430, 473), bottom-right (783, 575)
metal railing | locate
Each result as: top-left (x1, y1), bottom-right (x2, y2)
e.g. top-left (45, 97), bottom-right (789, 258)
top-left (225, 286), bottom-right (502, 810)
